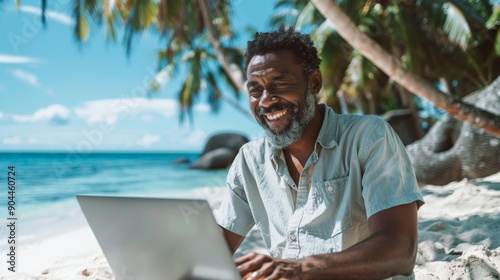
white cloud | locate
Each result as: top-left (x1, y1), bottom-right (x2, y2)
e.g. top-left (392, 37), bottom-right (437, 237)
top-left (19, 6), bottom-right (74, 25)
top-left (140, 115), bottom-right (155, 122)
top-left (137, 134), bottom-right (161, 147)
top-left (12, 104), bottom-right (70, 125)
top-left (2, 136), bottom-right (38, 145)
top-left (3, 136), bottom-right (22, 145)
top-left (194, 103), bottom-right (211, 113)
top-left (13, 69), bottom-right (40, 87)
top-left (75, 98), bottom-right (179, 125)
top-left (0, 54), bottom-right (41, 64)
top-left (185, 129), bottom-right (206, 146)
top-left (27, 137), bottom-right (38, 144)
top-left (0, 112), bottom-right (4, 120)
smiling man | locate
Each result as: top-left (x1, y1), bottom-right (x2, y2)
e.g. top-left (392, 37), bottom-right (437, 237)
top-left (216, 27), bottom-right (424, 280)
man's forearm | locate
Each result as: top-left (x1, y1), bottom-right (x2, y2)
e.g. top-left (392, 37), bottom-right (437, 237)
top-left (300, 230), bottom-right (416, 279)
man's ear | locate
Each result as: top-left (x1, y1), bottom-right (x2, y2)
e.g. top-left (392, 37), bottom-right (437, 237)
top-left (310, 69), bottom-right (322, 95)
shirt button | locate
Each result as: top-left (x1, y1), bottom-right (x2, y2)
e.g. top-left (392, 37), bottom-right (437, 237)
top-left (289, 233), bottom-right (297, 241)
top-left (327, 186), bottom-right (334, 192)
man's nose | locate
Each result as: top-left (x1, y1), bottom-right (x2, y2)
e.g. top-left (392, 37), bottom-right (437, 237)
top-left (259, 90), bottom-right (279, 108)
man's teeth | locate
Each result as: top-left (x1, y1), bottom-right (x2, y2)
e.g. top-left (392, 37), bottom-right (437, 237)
top-left (266, 109), bottom-right (288, 120)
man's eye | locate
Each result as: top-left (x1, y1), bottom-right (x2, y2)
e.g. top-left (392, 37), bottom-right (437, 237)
top-left (249, 88), bottom-right (262, 96)
top-left (273, 83), bottom-right (286, 89)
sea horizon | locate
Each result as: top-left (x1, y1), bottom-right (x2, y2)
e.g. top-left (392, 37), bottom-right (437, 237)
top-left (0, 152), bottom-right (229, 250)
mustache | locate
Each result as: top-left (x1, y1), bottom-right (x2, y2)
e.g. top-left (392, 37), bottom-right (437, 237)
top-left (257, 103), bottom-right (296, 116)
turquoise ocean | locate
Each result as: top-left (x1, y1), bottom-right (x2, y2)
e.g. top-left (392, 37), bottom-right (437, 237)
top-left (0, 152), bottom-right (229, 250)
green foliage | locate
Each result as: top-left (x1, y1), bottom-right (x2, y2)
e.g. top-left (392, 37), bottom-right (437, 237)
top-left (69, 0), bottom-right (247, 124)
top-left (486, 6), bottom-right (500, 55)
top-left (15, 0), bottom-right (499, 123)
top-left (271, 0), bottom-right (500, 116)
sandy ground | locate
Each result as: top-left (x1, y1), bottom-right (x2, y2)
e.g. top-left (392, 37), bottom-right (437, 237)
top-left (1, 172), bottom-right (499, 279)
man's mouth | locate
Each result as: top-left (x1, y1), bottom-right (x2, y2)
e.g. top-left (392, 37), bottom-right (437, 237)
top-left (264, 109), bottom-right (288, 121)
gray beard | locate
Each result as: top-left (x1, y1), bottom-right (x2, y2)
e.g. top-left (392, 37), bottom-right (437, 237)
top-left (263, 90), bottom-right (316, 149)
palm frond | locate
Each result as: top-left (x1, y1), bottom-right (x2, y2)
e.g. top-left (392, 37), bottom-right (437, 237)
top-left (178, 74), bottom-right (193, 124)
top-left (486, 6), bottom-right (500, 29)
top-left (156, 0), bottom-right (185, 33)
top-left (273, 0), bottom-right (295, 9)
top-left (73, 0), bottom-right (90, 41)
top-left (443, 2), bottom-right (472, 51)
top-left (449, 0), bottom-right (488, 27)
top-left (391, 5), bottom-right (426, 72)
top-left (295, 2), bottom-right (316, 30)
top-left (318, 31), bottom-right (352, 93)
top-left (104, 8), bottom-right (121, 42)
top-left (311, 20), bottom-right (336, 53)
top-left (415, 0), bottom-right (474, 50)
top-left (82, 0), bottom-right (100, 19)
top-left (41, 0), bottom-right (46, 27)
top-left (147, 62), bottom-right (175, 92)
top-left (495, 29), bottom-right (500, 55)
top-left (205, 71), bottom-right (222, 113)
top-left (216, 47), bottom-right (245, 98)
top-left (268, 8), bottom-right (299, 28)
top-left (124, 0), bottom-right (157, 55)
top-left (210, 0), bottom-right (233, 37)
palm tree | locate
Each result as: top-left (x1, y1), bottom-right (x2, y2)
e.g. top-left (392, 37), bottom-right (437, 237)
top-left (306, 0), bottom-right (500, 136)
top-left (13, 0), bottom-right (500, 134)
top-left (71, 0), bottom-right (252, 122)
top-left (273, 1), bottom-right (499, 100)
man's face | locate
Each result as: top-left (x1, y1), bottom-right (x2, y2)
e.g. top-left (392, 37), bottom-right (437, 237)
top-left (246, 50), bottom-right (316, 148)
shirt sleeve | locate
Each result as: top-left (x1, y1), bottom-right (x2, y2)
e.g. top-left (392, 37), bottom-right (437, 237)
top-left (360, 117), bottom-right (424, 218)
top-left (215, 150), bottom-right (255, 236)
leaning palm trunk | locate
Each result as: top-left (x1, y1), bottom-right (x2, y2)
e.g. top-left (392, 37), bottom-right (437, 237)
top-left (406, 77), bottom-right (500, 185)
top-left (311, 0), bottom-right (500, 137)
top-left (198, 0), bottom-right (247, 94)
top-left (198, 0), bottom-right (253, 120)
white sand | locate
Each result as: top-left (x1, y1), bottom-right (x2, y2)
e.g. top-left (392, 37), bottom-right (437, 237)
top-left (414, 172), bottom-right (500, 279)
top-left (1, 173), bottom-right (500, 279)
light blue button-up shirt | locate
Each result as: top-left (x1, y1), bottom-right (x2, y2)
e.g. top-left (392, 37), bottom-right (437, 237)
top-left (217, 104), bottom-right (424, 278)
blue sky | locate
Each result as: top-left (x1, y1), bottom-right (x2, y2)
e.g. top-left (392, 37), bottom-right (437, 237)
top-left (0, 0), bottom-right (275, 152)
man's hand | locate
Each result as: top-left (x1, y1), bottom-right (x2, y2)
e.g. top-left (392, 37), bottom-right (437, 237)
top-left (236, 252), bottom-right (304, 280)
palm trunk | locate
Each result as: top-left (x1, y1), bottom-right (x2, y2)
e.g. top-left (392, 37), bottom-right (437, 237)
top-left (311, 0), bottom-right (500, 137)
top-left (198, 0), bottom-right (253, 120)
top-left (198, 0), bottom-right (247, 94)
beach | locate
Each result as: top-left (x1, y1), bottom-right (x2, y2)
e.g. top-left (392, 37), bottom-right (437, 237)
top-left (1, 172), bottom-right (500, 279)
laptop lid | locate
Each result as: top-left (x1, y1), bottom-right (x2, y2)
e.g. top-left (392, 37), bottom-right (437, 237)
top-left (76, 195), bottom-right (240, 280)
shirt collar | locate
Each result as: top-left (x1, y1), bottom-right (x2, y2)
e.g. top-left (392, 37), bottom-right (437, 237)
top-left (271, 147), bottom-right (282, 168)
top-left (315, 104), bottom-right (338, 149)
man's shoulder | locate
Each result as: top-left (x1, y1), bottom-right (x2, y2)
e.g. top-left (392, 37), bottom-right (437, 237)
top-left (238, 136), bottom-right (270, 161)
top-left (240, 136), bottom-right (266, 150)
top-left (336, 112), bottom-right (385, 126)
top-left (331, 112), bottom-right (387, 137)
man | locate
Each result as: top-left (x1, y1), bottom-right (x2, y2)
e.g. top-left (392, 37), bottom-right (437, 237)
top-left (216, 27), bottom-right (424, 280)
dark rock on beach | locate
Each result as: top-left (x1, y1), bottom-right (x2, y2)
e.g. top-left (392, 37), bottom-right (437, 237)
top-left (172, 157), bottom-right (190, 164)
top-left (190, 133), bottom-right (249, 170)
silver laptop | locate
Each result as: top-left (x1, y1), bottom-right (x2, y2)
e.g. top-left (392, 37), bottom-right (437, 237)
top-left (76, 195), bottom-right (240, 280)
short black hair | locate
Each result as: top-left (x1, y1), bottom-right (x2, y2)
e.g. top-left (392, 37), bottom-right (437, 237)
top-left (245, 26), bottom-right (321, 78)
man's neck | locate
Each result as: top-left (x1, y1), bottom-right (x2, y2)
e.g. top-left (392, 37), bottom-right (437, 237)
top-left (285, 105), bottom-right (324, 161)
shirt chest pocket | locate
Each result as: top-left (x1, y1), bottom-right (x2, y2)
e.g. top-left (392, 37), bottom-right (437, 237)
top-left (306, 176), bottom-right (352, 238)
